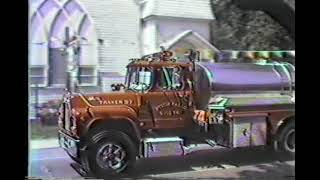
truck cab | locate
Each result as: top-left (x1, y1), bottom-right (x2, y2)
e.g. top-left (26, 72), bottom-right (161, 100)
top-left (124, 59), bottom-right (195, 129)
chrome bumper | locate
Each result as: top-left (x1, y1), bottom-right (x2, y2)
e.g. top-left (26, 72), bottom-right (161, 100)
top-left (58, 130), bottom-right (79, 159)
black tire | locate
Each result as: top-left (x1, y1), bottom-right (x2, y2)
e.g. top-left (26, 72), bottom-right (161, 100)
top-left (86, 128), bottom-right (137, 179)
top-left (277, 120), bottom-right (295, 156)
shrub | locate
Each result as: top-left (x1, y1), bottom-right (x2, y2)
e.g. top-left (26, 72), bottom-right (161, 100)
top-left (37, 99), bottom-right (62, 126)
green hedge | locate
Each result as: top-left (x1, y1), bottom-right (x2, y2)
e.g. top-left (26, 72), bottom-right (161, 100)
top-left (37, 99), bottom-right (62, 126)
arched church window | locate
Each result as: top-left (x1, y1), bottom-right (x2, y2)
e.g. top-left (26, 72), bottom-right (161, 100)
top-left (29, 0), bottom-right (98, 87)
top-left (30, 11), bottom-right (49, 87)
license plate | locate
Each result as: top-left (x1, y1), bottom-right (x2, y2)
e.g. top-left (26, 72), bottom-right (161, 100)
top-left (59, 133), bottom-right (76, 149)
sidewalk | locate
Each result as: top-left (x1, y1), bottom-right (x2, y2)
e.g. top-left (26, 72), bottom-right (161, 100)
top-left (31, 138), bottom-right (59, 149)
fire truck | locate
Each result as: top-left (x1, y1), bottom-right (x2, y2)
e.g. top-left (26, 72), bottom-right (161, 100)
top-left (58, 50), bottom-right (295, 178)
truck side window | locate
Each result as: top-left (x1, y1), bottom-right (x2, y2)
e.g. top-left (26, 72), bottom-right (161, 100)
top-left (159, 68), bottom-right (169, 90)
top-left (161, 67), bottom-right (184, 90)
top-left (172, 67), bottom-right (183, 89)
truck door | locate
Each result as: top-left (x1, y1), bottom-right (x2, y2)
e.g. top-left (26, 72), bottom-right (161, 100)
top-left (135, 66), bottom-right (194, 129)
top-left (146, 66), bottom-right (194, 128)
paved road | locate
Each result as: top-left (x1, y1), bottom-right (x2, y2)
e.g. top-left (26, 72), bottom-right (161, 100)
top-left (29, 146), bottom-right (294, 180)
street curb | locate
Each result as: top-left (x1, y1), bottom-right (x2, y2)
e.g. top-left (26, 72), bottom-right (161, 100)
top-left (31, 138), bottom-right (60, 149)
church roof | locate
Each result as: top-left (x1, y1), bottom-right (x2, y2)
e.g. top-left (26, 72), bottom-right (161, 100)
top-left (141, 0), bottom-right (215, 20)
top-left (161, 30), bottom-right (219, 52)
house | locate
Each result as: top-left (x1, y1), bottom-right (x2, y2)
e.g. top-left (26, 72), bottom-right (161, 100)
top-left (29, 0), bottom-right (219, 119)
top-left (140, 0), bottom-right (219, 59)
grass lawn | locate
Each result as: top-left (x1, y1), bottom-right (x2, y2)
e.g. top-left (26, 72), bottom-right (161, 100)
top-left (30, 123), bottom-right (59, 140)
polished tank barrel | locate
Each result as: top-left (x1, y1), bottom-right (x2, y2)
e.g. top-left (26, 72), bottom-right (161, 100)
top-left (194, 62), bottom-right (295, 109)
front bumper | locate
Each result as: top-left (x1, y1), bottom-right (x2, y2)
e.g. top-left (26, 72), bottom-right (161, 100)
top-left (58, 130), bottom-right (94, 177)
top-left (58, 130), bottom-right (80, 159)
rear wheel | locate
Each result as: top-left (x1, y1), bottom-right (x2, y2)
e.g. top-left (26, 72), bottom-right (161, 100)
top-left (277, 120), bottom-right (295, 156)
top-left (86, 129), bottom-right (137, 178)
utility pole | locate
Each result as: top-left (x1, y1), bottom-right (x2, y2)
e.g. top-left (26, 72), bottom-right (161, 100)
top-left (63, 27), bottom-right (81, 92)
top-left (50, 27), bottom-right (87, 92)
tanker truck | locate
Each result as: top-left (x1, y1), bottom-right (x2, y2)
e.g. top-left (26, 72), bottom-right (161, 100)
top-left (58, 50), bottom-right (295, 178)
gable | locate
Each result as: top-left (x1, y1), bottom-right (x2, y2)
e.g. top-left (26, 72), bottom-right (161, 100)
top-left (141, 0), bottom-right (215, 20)
top-left (161, 30), bottom-right (219, 52)
top-left (160, 30), bottom-right (219, 61)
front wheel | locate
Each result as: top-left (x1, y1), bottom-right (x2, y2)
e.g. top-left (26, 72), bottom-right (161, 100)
top-left (86, 130), bottom-right (137, 178)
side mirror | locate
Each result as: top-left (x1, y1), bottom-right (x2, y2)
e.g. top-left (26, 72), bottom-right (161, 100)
top-left (111, 83), bottom-right (125, 91)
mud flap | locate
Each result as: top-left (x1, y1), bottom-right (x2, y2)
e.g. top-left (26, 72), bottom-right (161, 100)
top-left (273, 139), bottom-right (280, 152)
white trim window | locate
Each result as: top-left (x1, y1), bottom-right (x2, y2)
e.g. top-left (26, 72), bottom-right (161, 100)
top-left (30, 0), bottom-right (99, 88)
top-left (78, 66), bottom-right (98, 86)
top-left (30, 65), bottom-right (48, 87)
top-left (77, 41), bottom-right (98, 86)
top-left (29, 41), bottom-right (49, 87)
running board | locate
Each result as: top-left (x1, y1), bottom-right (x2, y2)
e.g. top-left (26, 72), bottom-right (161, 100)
top-left (142, 137), bottom-right (220, 157)
top-left (183, 143), bottom-right (217, 154)
top-left (205, 139), bottom-right (217, 147)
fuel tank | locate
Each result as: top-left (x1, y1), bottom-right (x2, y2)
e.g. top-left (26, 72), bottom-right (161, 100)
top-left (194, 62), bottom-right (295, 109)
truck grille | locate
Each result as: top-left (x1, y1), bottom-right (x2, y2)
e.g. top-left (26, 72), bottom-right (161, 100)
top-left (59, 94), bottom-right (72, 132)
top-left (64, 101), bottom-right (71, 131)
top-left (58, 103), bottom-right (65, 129)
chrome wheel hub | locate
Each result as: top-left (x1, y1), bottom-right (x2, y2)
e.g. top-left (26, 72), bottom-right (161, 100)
top-left (96, 143), bottom-right (126, 170)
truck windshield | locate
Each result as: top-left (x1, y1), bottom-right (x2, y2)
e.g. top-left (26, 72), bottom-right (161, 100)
top-left (126, 67), bottom-right (153, 92)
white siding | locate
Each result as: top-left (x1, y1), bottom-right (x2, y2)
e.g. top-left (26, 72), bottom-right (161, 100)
top-left (79, 44), bottom-right (98, 65)
top-left (142, 19), bottom-right (158, 55)
top-left (29, 44), bottom-right (49, 66)
top-left (140, 0), bottom-right (155, 19)
top-left (80, 0), bottom-right (141, 76)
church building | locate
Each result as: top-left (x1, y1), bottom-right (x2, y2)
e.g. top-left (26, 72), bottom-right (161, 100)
top-left (29, 0), bottom-right (219, 117)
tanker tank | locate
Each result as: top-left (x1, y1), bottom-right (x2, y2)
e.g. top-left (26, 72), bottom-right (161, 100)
top-left (193, 62), bottom-right (295, 110)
